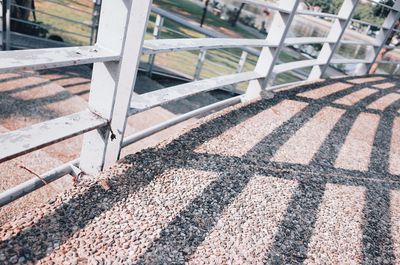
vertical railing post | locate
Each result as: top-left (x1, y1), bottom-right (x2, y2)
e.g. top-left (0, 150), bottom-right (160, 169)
top-left (194, 48), bottom-right (207, 80)
top-left (147, 14), bottom-right (164, 77)
top-left (308, 0), bottom-right (359, 80)
top-left (245, 0), bottom-right (300, 100)
top-left (2, 0), bottom-right (10, 50)
top-left (80, 0), bottom-right (153, 175)
top-left (364, 1), bottom-right (400, 74)
top-left (236, 50), bottom-right (248, 73)
top-left (90, 0), bottom-right (102, 45)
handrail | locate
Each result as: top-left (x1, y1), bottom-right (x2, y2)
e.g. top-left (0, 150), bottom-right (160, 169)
top-left (0, 46), bottom-right (119, 73)
top-left (0, 111), bottom-right (107, 163)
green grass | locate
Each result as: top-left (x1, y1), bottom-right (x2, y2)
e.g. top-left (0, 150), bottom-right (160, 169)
top-left (33, 0), bottom-right (93, 45)
top-left (153, 0), bottom-right (257, 39)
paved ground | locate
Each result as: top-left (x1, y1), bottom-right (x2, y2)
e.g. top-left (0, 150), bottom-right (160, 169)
top-left (1, 75), bottom-right (400, 264)
top-left (0, 67), bottom-right (233, 225)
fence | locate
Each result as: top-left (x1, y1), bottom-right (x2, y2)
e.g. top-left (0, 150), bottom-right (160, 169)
top-left (1, 0), bottom-right (100, 50)
top-left (1, 0), bottom-right (400, 206)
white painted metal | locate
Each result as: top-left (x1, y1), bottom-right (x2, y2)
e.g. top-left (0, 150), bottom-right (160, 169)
top-left (236, 51), bottom-right (248, 73)
top-left (273, 59), bottom-right (321, 74)
top-left (147, 14), bottom-right (164, 76)
top-left (308, 0), bottom-right (359, 80)
top-left (0, 46), bottom-right (119, 73)
top-left (296, 10), bottom-right (343, 19)
top-left (351, 19), bottom-right (390, 31)
top-left (377, 60), bottom-right (400, 64)
top-left (3, 0), bottom-right (10, 50)
top-left (80, 0), bottom-right (153, 175)
top-left (0, 111), bottom-right (107, 163)
top-left (340, 39), bottom-right (378, 46)
top-left (330, 58), bottom-right (371, 64)
top-left (0, 159), bottom-right (79, 207)
top-left (239, 0), bottom-right (290, 13)
top-left (129, 71), bottom-right (262, 114)
top-left (194, 49), bottom-right (207, 81)
top-left (143, 38), bottom-right (271, 54)
top-left (365, 1), bottom-right (400, 73)
top-left (285, 37), bottom-right (329, 45)
top-left (246, 0), bottom-right (300, 99)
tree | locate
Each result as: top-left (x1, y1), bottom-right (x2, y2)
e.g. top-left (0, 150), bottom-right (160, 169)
top-left (373, 0), bottom-right (394, 17)
top-left (304, 0), bottom-right (333, 13)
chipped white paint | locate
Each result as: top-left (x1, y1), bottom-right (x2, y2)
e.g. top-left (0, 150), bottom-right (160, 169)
top-left (0, 111), bottom-right (107, 163)
top-left (0, 46), bottom-right (119, 73)
top-left (143, 38), bottom-right (272, 54)
top-left (80, 0), bottom-right (152, 174)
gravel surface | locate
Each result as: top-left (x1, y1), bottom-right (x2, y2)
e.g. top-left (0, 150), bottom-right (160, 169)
top-left (1, 75), bottom-right (400, 264)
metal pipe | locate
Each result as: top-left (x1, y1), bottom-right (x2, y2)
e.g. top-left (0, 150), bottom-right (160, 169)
top-left (194, 49), bottom-right (207, 80)
top-left (3, 0), bottom-right (10, 50)
top-left (0, 159), bottom-right (79, 207)
top-left (122, 96), bottom-right (242, 148)
top-left (148, 14), bottom-right (164, 77)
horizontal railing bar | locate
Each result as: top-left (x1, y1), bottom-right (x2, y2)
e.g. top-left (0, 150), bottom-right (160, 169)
top-left (10, 18), bottom-right (91, 39)
top-left (123, 96), bottom-right (242, 147)
top-left (340, 39), bottom-right (378, 46)
top-left (143, 36), bottom-right (351, 55)
top-left (330, 58), bottom-right (371, 64)
top-left (239, 0), bottom-right (290, 13)
top-left (285, 37), bottom-right (329, 45)
top-left (296, 10), bottom-right (343, 20)
top-left (161, 27), bottom-right (192, 38)
top-left (10, 31), bottom-right (73, 47)
top-left (142, 38), bottom-right (272, 54)
top-left (0, 110), bottom-right (107, 163)
top-left (351, 19), bottom-right (389, 30)
top-left (376, 60), bottom-right (400, 64)
top-left (0, 159), bottom-right (79, 207)
top-left (0, 46), bottom-right (119, 73)
top-left (129, 71), bottom-right (262, 114)
top-left (273, 59), bottom-right (320, 74)
top-left (11, 3), bottom-right (93, 28)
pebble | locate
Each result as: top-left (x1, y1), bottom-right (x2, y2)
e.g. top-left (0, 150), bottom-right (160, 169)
top-left (0, 77), bottom-right (399, 264)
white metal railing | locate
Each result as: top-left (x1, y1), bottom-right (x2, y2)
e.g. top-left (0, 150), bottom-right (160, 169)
top-left (1, 0), bottom-right (400, 206)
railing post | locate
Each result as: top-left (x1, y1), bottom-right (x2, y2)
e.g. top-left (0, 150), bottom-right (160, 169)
top-left (89, 0), bottom-right (102, 45)
top-left (80, 0), bottom-right (153, 175)
top-left (2, 0), bottom-right (10, 50)
top-left (364, 1), bottom-right (400, 74)
top-left (147, 14), bottom-right (164, 77)
top-left (308, 0), bottom-right (359, 80)
top-left (236, 50), bottom-right (248, 73)
top-left (194, 48), bottom-right (207, 80)
top-left (245, 0), bottom-right (299, 100)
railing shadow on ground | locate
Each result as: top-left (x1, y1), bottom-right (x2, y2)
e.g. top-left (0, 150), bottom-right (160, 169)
top-left (1, 75), bottom-right (400, 263)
